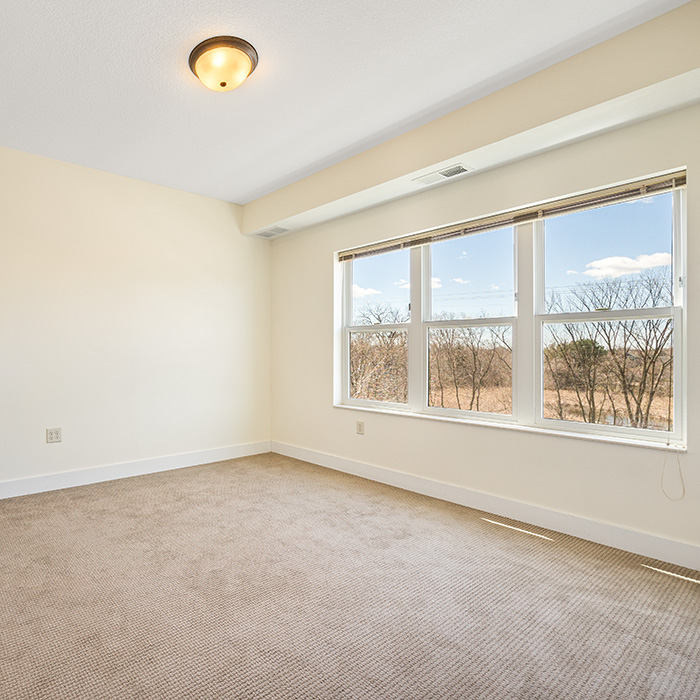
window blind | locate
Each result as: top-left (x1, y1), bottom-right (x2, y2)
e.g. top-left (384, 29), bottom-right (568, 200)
top-left (338, 170), bottom-right (686, 262)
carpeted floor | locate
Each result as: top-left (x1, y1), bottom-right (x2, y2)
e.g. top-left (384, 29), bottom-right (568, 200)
top-left (1, 453), bottom-right (699, 700)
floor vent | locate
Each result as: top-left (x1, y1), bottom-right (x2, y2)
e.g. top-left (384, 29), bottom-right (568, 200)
top-left (256, 226), bottom-right (289, 239)
top-left (412, 163), bottom-right (473, 186)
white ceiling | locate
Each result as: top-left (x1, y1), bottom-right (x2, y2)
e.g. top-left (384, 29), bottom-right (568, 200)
top-left (0, 0), bottom-right (690, 204)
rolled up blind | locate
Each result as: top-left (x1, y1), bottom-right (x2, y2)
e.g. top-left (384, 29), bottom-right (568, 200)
top-left (338, 170), bottom-right (686, 262)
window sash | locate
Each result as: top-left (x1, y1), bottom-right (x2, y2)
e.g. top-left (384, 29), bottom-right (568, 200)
top-left (425, 323), bottom-right (516, 420)
top-left (346, 328), bottom-right (410, 406)
top-left (428, 226), bottom-right (516, 322)
top-left (534, 309), bottom-right (679, 438)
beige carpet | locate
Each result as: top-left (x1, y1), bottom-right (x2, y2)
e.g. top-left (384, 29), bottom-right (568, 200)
top-left (1, 453), bottom-right (699, 700)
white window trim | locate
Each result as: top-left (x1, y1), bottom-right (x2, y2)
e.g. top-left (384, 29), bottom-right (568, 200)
top-left (339, 188), bottom-right (686, 448)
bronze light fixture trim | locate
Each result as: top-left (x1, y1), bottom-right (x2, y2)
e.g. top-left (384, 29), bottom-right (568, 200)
top-left (189, 36), bottom-right (259, 92)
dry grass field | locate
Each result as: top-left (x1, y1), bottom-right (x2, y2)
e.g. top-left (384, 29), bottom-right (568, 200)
top-left (426, 385), bottom-right (672, 431)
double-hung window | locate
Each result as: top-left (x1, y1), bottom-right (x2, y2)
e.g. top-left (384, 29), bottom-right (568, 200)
top-left (536, 188), bottom-right (683, 439)
top-left (426, 227), bottom-right (515, 417)
top-left (346, 248), bottom-right (410, 406)
top-left (339, 172), bottom-right (686, 447)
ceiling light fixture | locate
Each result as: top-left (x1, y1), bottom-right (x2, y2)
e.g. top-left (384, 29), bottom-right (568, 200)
top-left (189, 36), bottom-right (258, 92)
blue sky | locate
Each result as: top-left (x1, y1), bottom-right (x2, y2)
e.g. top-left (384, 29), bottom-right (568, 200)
top-left (545, 192), bottom-right (673, 306)
top-left (352, 192), bottom-right (673, 322)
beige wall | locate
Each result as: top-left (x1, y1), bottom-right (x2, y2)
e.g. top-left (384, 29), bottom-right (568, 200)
top-left (0, 147), bottom-right (271, 482)
top-left (270, 104), bottom-right (700, 548)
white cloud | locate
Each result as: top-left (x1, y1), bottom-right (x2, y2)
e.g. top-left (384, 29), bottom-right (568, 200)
top-left (566, 270), bottom-right (579, 275)
top-left (458, 251), bottom-right (468, 259)
top-left (582, 252), bottom-right (672, 279)
top-left (394, 277), bottom-right (439, 289)
top-left (490, 284), bottom-right (501, 291)
top-left (451, 277), bottom-right (470, 284)
top-left (352, 284), bottom-right (382, 298)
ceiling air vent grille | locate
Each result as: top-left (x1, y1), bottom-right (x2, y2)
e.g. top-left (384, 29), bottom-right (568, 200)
top-left (256, 226), bottom-right (289, 239)
top-left (412, 163), bottom-right (473, 187)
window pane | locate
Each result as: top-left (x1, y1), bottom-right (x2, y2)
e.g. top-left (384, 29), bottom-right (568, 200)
top-left (542, 319), bottom-right (673, 431)
top-left (352, 249), bottom-right (410, 325)
top-left (544, 193), bottom-right (673, 313)
top-left (350, 330), bottom-right (407, 403)
top-left (428, 326), bottom-right (512, 414)
top-left (430, 227), bottom-right (514, 320)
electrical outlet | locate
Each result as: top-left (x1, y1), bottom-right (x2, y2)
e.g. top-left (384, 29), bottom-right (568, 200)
top-left (46, 428), bottom-right (62, 443)
top-left (356, 421), bottom-right (365, 435)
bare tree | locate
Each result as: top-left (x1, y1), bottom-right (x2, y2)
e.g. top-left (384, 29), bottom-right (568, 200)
top-left (543, 332), bottom-right (609, 423)
top-left (355, 302), bottom-right (409, 326)
top-left (350, 303), bottom-right (408, 403)
top-left (428, 316), bottom-right (512, 413)
top-left (351, 268), bottom-right (673, 430)
top-left (544, 268), bottom-right (674, 430)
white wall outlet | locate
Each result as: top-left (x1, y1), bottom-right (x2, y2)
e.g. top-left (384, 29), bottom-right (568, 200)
top-left (46, 428), bottom-right (62, 443)
top-left (356, 420), bottom-right (365, 435)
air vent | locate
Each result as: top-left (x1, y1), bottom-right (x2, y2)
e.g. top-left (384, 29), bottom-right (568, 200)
top-left (440, 164), bottom-right (469, 178)
top-left (412, 163), bottom-right (473, 187)
top-left (256, 226), bottom-right (289, 239)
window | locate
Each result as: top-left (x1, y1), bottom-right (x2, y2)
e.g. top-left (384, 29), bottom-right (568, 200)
top-left (347, 249), bottom-right (410, 405)
top-left (427, 228), bottom-right (515, 416)
top-left (340, 173), bottom-right (686, 446)
top-left (539, 194), bottom-right (678, 435)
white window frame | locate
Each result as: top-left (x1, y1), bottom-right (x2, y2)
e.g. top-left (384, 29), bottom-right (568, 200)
top-left (532, 188), bottom-right (685, 445)
top-left (339, 187), bottom-right (686, 448)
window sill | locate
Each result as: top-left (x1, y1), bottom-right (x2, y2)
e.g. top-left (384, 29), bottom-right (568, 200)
top-left (334, 402), bottom-right (686, 452)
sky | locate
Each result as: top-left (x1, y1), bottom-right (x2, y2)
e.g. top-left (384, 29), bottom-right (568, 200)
top-left (351, 192), bottom-right (674, 323)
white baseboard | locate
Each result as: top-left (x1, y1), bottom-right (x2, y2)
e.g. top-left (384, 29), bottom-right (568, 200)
top-left (5, 439), bottom-right (697, 571)
top-left (270, 441), bottom-right (700, 571)
top-left (0, 441), bottom-right (271, 500)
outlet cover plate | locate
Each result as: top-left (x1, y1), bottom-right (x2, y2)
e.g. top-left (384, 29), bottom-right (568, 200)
top-left (46, 428), bottom-right (62, 443)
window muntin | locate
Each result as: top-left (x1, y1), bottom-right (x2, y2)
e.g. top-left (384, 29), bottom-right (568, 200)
top-left (428, 325), bottom-right (512, 415)
top-left (430, 227), bottom-right (514, 320)
top-left (351, 248), bottom-right (410, 325)
top-left (340, 178), bottom-right (685, 446)
top-left (544, 193), bottom-right (673, 314)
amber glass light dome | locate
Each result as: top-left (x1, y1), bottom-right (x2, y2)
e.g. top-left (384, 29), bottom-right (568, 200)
top-left (189, 36), bottom-right (258, 92)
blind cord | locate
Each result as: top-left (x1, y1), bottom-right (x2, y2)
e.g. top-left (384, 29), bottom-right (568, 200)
top-left (661, 445), bottom-right (686, 501)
